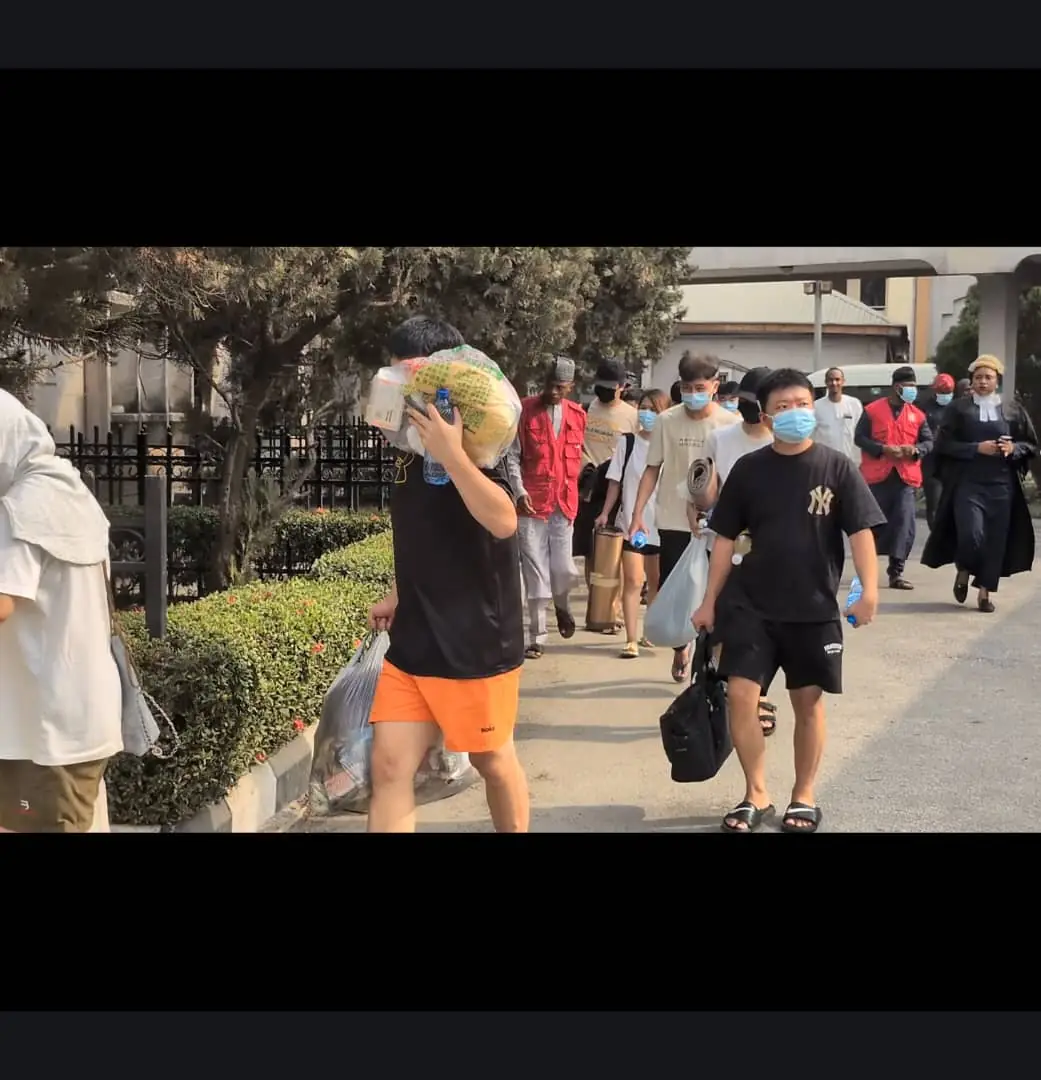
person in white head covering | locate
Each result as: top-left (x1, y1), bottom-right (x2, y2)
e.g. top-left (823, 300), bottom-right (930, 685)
top-left (507, 356), bottom-right (585, 658)
top-left (0, 388), bottom-right (122, 832)
top-left (922, 354), bottom-right (1039, 612)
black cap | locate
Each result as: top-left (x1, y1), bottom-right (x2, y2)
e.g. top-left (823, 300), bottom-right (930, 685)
top-left (594, 358), bottom-right (628, 387)
top-left (738, 367), bottom-right (771, 396)
top-left (892, 365), bottom-right (917, 384)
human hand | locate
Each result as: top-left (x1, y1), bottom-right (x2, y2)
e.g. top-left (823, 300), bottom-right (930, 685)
top-left (691, 602), bottom-right (715, 633)
top-left (629, 516), bottom-right (646, 542)
top-left (998, 437), bottom-right (1015, 457)
top-left (882, 445), bottom-right (902, 460)
top-left (518, 493), bottom-right (535, 515)
top-left (977, 440), bottom-right (1001, 456)
top-left (406, 403), bottom-right (466, 469)
top-left (368, 593), bottom-right (398, 632)
top-left (848, 590), bottom-right (878, 628)
top-left (594, 511), bottom-right (609, 529)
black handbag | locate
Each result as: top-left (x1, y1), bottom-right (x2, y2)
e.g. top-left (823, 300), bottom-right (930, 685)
top-left (659, 630), bottom-right (732, 783)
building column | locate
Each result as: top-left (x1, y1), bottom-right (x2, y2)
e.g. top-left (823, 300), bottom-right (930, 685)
top-left (976, 273), bottom-right (1019, 398)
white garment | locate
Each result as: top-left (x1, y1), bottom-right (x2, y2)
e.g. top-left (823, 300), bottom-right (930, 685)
top-left (0, 390), bottom-right (110, 565)
top-left (606, 434), bottom-right (659, 545)
top-left (0, 388), bottom-right (121, 766)
top-left (0, 507), bottom-right (122, 765)
top-left (518, 510), bottom-right (578, 646)
top-left (703, 423), bottom-right (774, 487)
top-left (973, 393), bottom-right (1002, 422)
top-left (814, 394), bottom-right (863, 464)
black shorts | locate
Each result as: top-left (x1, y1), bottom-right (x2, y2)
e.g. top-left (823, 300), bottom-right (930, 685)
top-left (622, 540), bottom-right (661, 556)
top-left (717, 607), bottom-right (844, 695)
top-left (573, 499), bottom-right (600, 558)
top-left (658, 529), bottom-right (691, 585)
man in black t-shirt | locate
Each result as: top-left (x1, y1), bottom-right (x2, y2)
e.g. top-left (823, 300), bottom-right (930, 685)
top-left (365, 317), bottom-right (529, 833)
top-left (692, 368), bottom-right (886, 835)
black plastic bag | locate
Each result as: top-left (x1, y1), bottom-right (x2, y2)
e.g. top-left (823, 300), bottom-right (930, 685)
top-left (659, 630), bottom-right (732, 783)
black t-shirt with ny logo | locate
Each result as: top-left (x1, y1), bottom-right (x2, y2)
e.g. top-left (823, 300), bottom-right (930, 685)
top-left (710, 442), bottom-right (887, 623)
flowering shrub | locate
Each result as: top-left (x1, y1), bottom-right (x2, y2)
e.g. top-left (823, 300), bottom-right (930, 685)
top-left (106, 574), bottom-right (382, 827)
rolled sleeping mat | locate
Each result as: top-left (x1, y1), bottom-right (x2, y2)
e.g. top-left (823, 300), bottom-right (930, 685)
top-left (686, 457), bottom-right (718, 512)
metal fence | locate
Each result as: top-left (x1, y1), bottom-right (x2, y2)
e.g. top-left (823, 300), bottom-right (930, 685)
top-left (54, 420), bottom-right (395, 510)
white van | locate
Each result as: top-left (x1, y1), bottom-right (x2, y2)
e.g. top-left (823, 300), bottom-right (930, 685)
top-left (808, 363), bottom-right (938, 406)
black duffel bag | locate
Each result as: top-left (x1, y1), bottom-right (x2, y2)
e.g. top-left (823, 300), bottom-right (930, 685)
top-left (659, 630), bottom-right (732, 783)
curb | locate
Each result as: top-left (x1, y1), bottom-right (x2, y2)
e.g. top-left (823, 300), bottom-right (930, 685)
top-left (109, 726), bottom-right (318, 834)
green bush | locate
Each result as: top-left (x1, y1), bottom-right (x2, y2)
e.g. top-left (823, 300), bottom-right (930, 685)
top-left (309, 532), bottom-right (395, 591)
top-left (104, 505), bottom-right (390, 586)
top-left (106, 574), bottom-right (381, 826)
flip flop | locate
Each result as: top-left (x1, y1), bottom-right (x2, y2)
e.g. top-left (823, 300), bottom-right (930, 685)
top-left (555, 607), bottom-right (576, 639)
top-left (524, 644), bottom-right (544, 660)
top-left (721, 802), bottom-right (775, 833)
top-left (781, 802), bottom-right (823, 834)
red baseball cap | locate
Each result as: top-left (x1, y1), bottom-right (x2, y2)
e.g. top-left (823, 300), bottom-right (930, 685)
top-left (933, 374), bottom-right (955, 392)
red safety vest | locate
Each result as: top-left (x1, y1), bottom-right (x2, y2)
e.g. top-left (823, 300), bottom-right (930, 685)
top-left (519, 396), bottom-right (586, 521)
top-left (859, 397), bottom-right (926, 489)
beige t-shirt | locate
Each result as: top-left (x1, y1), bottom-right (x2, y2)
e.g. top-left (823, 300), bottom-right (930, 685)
top-left (583, 399), bottom-right (639, 467)
top-left (646, 403), bottom-right (740, 531)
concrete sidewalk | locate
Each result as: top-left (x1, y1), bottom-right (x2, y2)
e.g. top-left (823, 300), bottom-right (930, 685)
top-left (284, 529), bottom-right (1041, 834)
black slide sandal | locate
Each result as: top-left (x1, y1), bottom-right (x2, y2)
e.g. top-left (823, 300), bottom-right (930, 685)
top-left (721, 802), bottom-right (775, 833)
top-left (524, 644), bottom-right (544, 660)
top-left (556, 607), bottom-right (576, 639)
top-left (759, 700), bottom-right (777, 736)
top-left (781, 802), bottom-right (823, 833)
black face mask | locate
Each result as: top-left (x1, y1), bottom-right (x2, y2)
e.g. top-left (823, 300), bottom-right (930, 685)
top-left (737, 396), bottom-right (761, 425)
top-left (594, 386), bottom-right (617, 403)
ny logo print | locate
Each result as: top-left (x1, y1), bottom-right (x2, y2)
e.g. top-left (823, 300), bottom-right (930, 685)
top-left (808, 485), bottom-right (834, 516)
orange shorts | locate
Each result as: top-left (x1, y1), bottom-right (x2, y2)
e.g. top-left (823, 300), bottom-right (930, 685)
top-left (369, 661), bottom-right (521, 754)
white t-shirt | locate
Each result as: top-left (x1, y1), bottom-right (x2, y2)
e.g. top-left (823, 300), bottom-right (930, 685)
top-left (0, 505), bottom-right (122, 766)
top-left (814, 394), bottom-right (863, 463)
top-left (606, 433), bottom-right (659, 545)
top-left (704, 423), bottom-right (775, 487)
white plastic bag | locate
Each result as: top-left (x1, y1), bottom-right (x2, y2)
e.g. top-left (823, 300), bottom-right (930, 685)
top-left (643, 535), bottom-right (709, 648)
top-left (365, 345), bottom-right (522, 469)
top-left (308, 632), bottom-right (478, 816)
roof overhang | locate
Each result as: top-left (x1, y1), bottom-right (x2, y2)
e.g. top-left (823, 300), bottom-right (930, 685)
top-left (676, 322), bottom-right (905, 337)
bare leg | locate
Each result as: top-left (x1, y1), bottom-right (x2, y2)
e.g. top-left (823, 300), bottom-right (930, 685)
top-left (724, 676), bottom-right (771, 829)
top-left (469, 740), bottom-right (530, 833)
top-left (644, 554), bottom-right (660, 607)
top-left (367, 720), bottom-right (439, 833)
top-left (787, 685), bottom-right (826, 826)
top-left (620, 550), bottom-right (644, 646)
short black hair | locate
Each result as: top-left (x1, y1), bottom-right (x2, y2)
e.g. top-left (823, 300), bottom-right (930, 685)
top-left (387, 315), bottom-right (464, 360)
top-left (719, 381), bottom-right (740, 397)
top-left (670, 380), bottom-right (683, 404)
top-left (891, 365), bottom-right (917, 385)
top-left (757, 368), bottom-right (814, 409)
top-left (594, 357), bottom-right (628, 385)
top-left (678, 351), bottom-right (720, 383)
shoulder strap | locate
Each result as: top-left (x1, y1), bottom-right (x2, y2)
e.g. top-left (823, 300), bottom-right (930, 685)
top-left (622, 432), bottom-right (636, 472)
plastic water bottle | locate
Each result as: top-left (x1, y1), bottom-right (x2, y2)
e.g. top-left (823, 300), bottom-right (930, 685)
top-left (423, 389), bottom-right (453, 486)
top-left (846, 575), bottom-right (862, 627)
top-left (631, 530), bottom-right (648, 550)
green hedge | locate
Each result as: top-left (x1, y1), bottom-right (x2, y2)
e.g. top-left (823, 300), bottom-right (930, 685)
top-left (104, 505), bottom-right (390, 584)
top-left (107, 575), bottom-right (381, 826)
top-left (309, 532), bottom-right (395, 591)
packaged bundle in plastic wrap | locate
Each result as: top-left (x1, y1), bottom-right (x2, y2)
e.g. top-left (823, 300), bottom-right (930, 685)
top-left (685, 457), bottom-right (718, 512)
top-left (307, 631), bottom-right (478, 816)
top-left (365, 344), bottom-right (522, 468)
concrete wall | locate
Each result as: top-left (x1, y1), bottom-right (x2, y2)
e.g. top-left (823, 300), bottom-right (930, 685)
top-left (926, 275), bottom-right (976, 358)
top-left (687, 247), bottom-right (1041, 283)
top-left (647, 333), bottom-right (890, 391)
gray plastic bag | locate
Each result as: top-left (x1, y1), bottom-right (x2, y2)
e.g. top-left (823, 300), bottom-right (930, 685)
top-left (308, 631), bottom-right (478, 816)
top-left (643, 535), bottom-right (710, 649)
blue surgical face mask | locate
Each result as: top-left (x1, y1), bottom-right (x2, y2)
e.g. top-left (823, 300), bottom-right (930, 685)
top-left (899, 386), bottom-right (918, 404)
top-left (682, 392), bottom-right (711, 410)
top-left (770, 407), bottom-right (817, 444)
top-left (722, 400), bottom-right (739, 412)
top-left (637, 409), bottom-right (657, 431)
top-left (935, 393), bottom-right (953, 406)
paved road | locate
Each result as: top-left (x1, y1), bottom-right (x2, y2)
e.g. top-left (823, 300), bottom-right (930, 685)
top-left (281, 527), bottom-right (1041, 834)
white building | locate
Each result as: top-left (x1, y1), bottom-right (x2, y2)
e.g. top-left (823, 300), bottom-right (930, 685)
top-left (646, 282), bottom-right (907, 392)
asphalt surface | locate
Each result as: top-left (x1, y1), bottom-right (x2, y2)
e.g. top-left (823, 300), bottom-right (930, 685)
top-left (278, 524), bottom-right (1041, 834)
